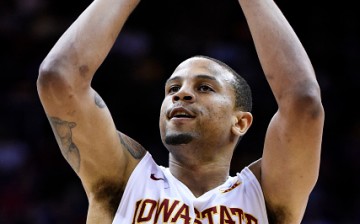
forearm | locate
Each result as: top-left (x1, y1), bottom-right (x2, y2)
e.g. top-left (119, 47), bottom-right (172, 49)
top-left (39, 0), bottom-right (140, 85)
top-left (238, 0), bottom-right (319, 104)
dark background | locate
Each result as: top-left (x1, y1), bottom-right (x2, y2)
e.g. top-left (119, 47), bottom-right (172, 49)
top-left (0, 0), bottom-right (359, 223)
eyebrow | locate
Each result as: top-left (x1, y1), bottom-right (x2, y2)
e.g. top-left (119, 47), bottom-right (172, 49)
top-left (166, 74), bottom-right (218, 84)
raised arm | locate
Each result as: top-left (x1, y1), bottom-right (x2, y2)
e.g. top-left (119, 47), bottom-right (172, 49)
top-left (36, 0), bottom-right (144, 222)
top-left (239, 0), bottom-right (325, 222)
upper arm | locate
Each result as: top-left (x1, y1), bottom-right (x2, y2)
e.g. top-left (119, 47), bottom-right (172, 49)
top-left (36, 68), bottom-right (145, 199)
top-left (259, 82), bottom-right (325, 222)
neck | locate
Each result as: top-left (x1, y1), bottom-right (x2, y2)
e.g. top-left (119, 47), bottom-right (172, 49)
top-left (168, 153), bottom-right (231, 197)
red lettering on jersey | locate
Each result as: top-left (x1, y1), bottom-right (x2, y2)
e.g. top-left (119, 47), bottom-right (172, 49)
top-left (171, 203), bottom-right (191, 224)
top-left (131, 198), bottom-right (259, 224)
top-left (230, 208), bottom-right (244, 223)
top-left (220, 205), bottom-right (236, 224)
top-left (244, 212), bottom-right (258, 224)
top-left (132, 200), bottom-right (141, 224)
top-left (137, 199), bottom-right (157, 222)
top-left (154, 199), bottom-right (180, 223)
top-left (202, 206), bottom-right (217, 224)
top-left (194, 208), bottom-right (202, 224)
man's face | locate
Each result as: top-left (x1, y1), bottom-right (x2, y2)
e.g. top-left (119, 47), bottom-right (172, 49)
top-left (159, 57), bottom-right (237, 150)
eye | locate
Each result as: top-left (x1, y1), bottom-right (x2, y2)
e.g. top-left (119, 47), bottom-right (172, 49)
top-left (168, 85), bottom-right (180, 94)
top-left (198, 84), bottom-right (214, 92)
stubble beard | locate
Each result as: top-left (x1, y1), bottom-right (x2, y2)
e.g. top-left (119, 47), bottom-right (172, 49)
top-left (164, 133), bottom-right (193, 145)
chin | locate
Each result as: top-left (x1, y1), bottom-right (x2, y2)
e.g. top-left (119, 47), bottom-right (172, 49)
top-left (164, 133), bottom-right (193, 145)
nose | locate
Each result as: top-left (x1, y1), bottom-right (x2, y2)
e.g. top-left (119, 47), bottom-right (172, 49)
top-left (172, 87), bottom-right (195, 103)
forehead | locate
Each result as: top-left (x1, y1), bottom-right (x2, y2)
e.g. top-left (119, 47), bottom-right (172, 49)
top-left (167, 57), bottom-right (235, 83)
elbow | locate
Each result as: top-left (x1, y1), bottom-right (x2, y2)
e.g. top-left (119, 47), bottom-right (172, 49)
top-left (37, 58), bottom-right (68, 94)
top-left (283, 81), bottom-right (325, 121)
top-left (38, 59), bottom-right (59, 87)
top-left (37, 56), bottom-right (91, 97)
top-left (299, 88), bottom-right (324, 121)
top-left (36, 56), bottom-right (84, 104)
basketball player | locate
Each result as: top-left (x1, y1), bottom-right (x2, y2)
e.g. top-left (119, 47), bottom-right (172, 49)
top-left (37, 0), bottom-right (325, 223)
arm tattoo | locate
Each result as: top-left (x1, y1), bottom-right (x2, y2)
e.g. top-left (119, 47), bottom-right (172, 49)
top-left (117, 131), bottom-right (146, 159)
top-left (94, 92), bottom-right (106, 108)
top-left (48, 116), bottom-right (81, 173)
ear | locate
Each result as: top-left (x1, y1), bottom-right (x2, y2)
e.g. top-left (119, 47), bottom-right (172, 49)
top-left (231, 111), bottom-right (253, 137)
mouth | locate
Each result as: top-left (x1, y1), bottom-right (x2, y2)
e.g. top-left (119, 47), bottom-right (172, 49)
top-left (168, 107), bottom-right (195, 120)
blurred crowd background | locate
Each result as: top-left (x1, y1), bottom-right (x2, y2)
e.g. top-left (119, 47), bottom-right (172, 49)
top-left (0, 0), bottom-right (359, 223)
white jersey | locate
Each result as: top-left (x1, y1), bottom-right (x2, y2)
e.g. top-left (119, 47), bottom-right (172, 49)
top-left (112, 152), bottom-right (269, 224)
